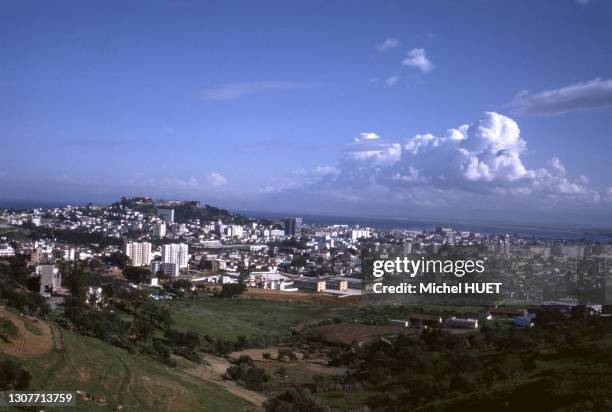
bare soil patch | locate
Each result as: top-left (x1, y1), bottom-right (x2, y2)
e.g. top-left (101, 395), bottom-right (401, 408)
top-left (0, 306), bottom-right (53, 358)
top-left (184, 354), bottom-right (268, 407)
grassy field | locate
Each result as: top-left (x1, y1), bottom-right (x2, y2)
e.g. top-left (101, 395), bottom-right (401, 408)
top-left (167, 296), bottom-right (352, 341)
top-left (23, 329), bottom-right (251, 411)
top-left (305, 322), bottom-right (414, 345)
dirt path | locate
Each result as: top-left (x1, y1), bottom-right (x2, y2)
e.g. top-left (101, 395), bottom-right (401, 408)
top-left (184, 354), bottom-right (268, 407)
top-left (49, 322), bottom-right (65, 351)
top-left (114, 353), bottom-right (132, 406)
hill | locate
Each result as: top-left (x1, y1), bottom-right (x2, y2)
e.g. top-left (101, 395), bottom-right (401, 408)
top-left (0, 306), bottom-right (251, 411)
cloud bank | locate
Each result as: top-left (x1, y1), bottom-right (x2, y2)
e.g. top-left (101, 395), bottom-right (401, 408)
top-left (512, 78), bottom-right (612, 115)
top-left (305, 112), bottom-right (603, 215)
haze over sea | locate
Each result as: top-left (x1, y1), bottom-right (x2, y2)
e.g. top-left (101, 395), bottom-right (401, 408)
top-left (242, 211), bottom-right (612, 242)
top-left (1, 199), bottom-right (611, 242)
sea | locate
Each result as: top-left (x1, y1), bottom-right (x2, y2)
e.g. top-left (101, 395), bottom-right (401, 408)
top-left (240, 210), bottom-right (612, 242)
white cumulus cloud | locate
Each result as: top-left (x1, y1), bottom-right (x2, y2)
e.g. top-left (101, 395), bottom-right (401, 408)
top-left (207, 172), bottom-right (227, 187)
top-left (321, 112), bottom-right (598, 204)
top-left (402, 48), bottom-right (434, 73)
top-left (376, 38), bottom-right (400, 52)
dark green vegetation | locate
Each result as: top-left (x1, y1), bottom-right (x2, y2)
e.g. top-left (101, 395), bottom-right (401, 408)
top-left (112, 197), bottom-right (253, 224)
top-left (0, 256), bottom-right (51, 317)
top-left (216, 282), bottom-right (247, 297)
top-left (0, 358), bottom-right (30, 391)
top-left (172, 201), bottom-right (235, 223)
top-left (0, 317), bottom-right (18, 341)
top-left (59, 284), bottom-right (202, 365)
top-left (292, 308), bottom-right (612, 412)
top-left (226, 355), bottom-right (269, 391)
top-left (265, 388), bottom-right (331, 412)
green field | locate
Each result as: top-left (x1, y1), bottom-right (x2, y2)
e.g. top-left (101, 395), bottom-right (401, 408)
top-left (23, 329), bottom-right (251, 412)
top-left (167, 296), bottom-right (351, 342)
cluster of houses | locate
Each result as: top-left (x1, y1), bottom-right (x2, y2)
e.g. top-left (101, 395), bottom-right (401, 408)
top-left (387, 307), bottom-right (542, 331)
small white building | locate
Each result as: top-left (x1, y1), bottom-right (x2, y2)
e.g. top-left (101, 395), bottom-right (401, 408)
top-left (36, 265), bottom-right (61, 296)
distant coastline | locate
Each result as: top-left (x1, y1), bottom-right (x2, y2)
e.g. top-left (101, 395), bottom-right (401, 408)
top-left (2, 199), bottom-right (611, 242)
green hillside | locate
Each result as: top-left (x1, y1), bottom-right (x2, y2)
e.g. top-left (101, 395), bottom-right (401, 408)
top-left (23, 328), bottom-right (251, 411)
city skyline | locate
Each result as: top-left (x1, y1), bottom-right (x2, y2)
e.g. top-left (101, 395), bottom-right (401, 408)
top-left (2, 0), bottom-right (612, 224)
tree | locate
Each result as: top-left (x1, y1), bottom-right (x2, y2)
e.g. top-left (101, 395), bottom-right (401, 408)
top-left (449, 373), bottom-right (478, 392)
top-left (238, 267), bottom-right (251, 283)
top-left (132, 317), bottom-right (154, 341)
top-left (264, 388), bottom-right (330, 412)
top-left (67, 270), bottom-right (86, 298)
top-left (0, 359), bottom-right (30, 390)
top-left (106, 251), bottom-right (129, 269)
top-left (217, 283), bottom-right (247, 298)
top-left (123, 266), bottom-right (152, 284)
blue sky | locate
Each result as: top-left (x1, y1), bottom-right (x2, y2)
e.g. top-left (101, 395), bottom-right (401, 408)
top-left (1, 0), bottom-right (612, 224)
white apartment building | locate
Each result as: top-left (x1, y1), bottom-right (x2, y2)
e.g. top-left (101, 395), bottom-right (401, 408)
top-left (125, 242), bottom-right (153, 266)
top-left (162, 243), bottom-right (189, 269)
top-left (224, 225), bottom-right (244, 238)
top-left (349, 229), bottom-right (371, 241)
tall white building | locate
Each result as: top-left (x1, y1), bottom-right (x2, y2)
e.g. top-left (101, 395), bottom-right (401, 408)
top-left (162, 243), bottom-right (189, 269)
top-left (125, 242), bottom-right (152, 266)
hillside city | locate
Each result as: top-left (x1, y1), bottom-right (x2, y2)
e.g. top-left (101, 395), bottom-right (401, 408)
top-left (1, 197), bottom-right (611, 308)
